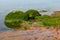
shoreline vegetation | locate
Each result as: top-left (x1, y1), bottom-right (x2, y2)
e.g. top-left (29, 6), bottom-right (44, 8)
top-left (4, 9), bottom-right (60, 30)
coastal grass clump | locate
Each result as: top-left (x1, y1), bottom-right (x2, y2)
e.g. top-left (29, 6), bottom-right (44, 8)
top-left (4, 9), bottom-right (41, 30)
top-left (35, 15), bottom-right (60, 28)
top-left (4, 10), bottom-right (26, 29)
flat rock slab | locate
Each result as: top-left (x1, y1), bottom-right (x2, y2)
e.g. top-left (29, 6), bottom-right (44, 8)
top-left (0, 30), bottom-right (59, 40)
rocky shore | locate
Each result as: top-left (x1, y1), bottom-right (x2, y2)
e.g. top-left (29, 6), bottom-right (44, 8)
top-left (0, 29), bottom-right (60, 40)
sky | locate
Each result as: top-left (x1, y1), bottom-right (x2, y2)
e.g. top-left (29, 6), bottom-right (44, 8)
top-left (0, 0), bottom-right (60, 30)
